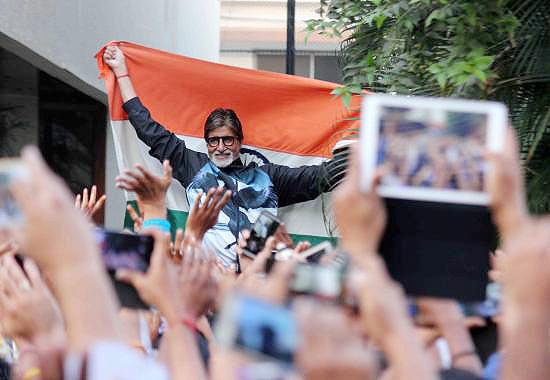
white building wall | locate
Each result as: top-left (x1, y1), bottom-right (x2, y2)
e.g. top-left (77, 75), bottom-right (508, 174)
top-left (0, 0), bottom-right (220, 229)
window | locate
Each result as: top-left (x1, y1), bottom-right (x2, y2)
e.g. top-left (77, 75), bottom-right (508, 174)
top-left (256, 52), bottom-right (342, 83)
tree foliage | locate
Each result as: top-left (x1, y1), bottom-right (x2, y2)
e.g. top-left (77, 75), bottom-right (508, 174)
top-left (308, 0), bottom-right (550, 212)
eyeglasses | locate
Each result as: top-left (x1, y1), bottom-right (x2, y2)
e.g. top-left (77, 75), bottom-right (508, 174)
top-left (206, 136), bottom-right (237, 147)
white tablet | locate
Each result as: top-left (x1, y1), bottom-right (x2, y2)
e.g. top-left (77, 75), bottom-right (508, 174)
top-left (360, 94), bottom-right (507, 205)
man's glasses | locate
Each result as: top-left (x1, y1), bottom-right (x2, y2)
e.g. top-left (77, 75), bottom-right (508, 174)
top-left (206, 136), bottom-right (237, 147)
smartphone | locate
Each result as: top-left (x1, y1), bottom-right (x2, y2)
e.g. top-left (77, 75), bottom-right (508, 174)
top-left (298, 241), bottom-right (333, 264)
top-left (95, 229), bottom-right (154, 309)
top-left (289, 263), bottom-right (345, 302)
top-left (0, 159), bottom-right (28, 228)
top-left (243, 211), bottom-right (281, 258)
top-left (215, 295), bottom-right (298, 364)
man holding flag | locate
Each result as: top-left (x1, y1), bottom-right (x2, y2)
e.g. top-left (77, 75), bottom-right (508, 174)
top-left (102, 45), bottom-right (337, 267)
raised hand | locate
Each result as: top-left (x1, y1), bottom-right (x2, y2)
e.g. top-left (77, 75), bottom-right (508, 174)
top-left (0, 255), bottom-right (64, 343)
top-left (485, 128), bottom-right (529, 241)
top-left (116, 160), bottom-right (172, 220)
top-left (497, 217), bottom-right (550, 380)
top-left (186, 186), bottom-right (231, 241)
top-left (10, 146), bottom-right (121, 350)
top-left (177, 241), bottom-right (218, 321)
top-left (332, 146), bottom-right (386, 256)
top-left (103, 45), bottom-right (128, 76)
top-left (354, 254), bottom-right (438, 380)
top-left (116, 229), bottom-right (180, 321)
top-left (75, 185), bottom-right (106, 218)
top-left (295, 300), bottom-right (377, 380)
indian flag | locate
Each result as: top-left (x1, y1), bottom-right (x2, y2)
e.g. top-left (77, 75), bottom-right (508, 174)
top-left (95, 41), bottom-right (359, 244)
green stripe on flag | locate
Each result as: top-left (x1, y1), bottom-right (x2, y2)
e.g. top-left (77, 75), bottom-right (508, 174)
top-left (124, 201), bottom-right (337, 245)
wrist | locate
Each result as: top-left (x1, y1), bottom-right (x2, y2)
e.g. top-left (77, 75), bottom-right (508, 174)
top-left (113, 65), bottom-right (128, 77)
top-left (141, 202), bottom-right (167, 219)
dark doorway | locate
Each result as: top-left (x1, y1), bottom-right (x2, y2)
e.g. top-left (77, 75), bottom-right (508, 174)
top-left (0, 47), bottom-right (107, 223)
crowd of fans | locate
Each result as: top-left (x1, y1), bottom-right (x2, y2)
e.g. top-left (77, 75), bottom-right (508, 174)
top-left (0, 124), bottom-right (548, 380)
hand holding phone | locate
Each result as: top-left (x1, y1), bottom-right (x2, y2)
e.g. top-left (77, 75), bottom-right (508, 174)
top-left (243, 211), bottom-right (281, 258)
top-left (95, 229), bottom-right (154, 309)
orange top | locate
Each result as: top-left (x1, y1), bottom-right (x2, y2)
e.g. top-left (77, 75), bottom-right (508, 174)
top-left (96, 41), bottom-right (360, 157)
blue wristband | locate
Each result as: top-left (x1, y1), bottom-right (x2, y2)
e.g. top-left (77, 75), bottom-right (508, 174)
top-left (142, 219), bottom-right (171, 233)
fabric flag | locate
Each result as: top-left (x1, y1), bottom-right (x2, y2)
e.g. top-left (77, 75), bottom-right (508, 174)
top-left (95, 41), bottom-right (359, 243)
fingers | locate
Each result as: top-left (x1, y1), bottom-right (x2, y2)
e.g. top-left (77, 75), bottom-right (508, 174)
top-left (216, 189), bottom-right (232, 211)
top-left (248, 237), bottom-right (277, 274)
top-left (4, 255), bottom-right (30, 290)
top-left (123, 169), bottom-right (149, 190)
top-left (81, 187), bottom-right (89, 210)
top-left (74, 194), bottom-right (81, 209)
top-left (23, 258), bottom-right (43, 289)
top-left (127, 204), bottom-right (141, 222)
top-left (115, 269), bottom-right (143, 288)
top-left (162, 160), bottom-right (173, 182)
top-left (91, 194), bottom-right (107, 215)
top-left (174, 228), bottom-right (184, 254)
top-left (89, 185), bottom-right (97, 207)
top-left (190, 190), bottom-right (204, 215)
top-left (202, 188), bottom-right (216, 210)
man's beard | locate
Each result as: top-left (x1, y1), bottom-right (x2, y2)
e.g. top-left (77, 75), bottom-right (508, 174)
top-left (209, 150), bottom-right (236, 168)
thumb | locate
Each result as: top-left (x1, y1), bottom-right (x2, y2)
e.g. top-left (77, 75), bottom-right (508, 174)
top-left (115, 269), bottom-right (143, 288)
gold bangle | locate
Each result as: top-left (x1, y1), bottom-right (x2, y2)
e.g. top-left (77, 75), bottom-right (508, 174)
top-left (23, 367), bottom-right (42, 380)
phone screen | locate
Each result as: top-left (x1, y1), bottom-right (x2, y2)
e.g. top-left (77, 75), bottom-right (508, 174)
top-left (95, 229), bottom-right (154, 309)
top-left (244, 212), bottom-right (281, 257)
top-left (290, 264), bottom-right (344, 301)
top-left (216, 295), bottom-right (297, 364)
top-left (0, 160), bottom-right (28, 228)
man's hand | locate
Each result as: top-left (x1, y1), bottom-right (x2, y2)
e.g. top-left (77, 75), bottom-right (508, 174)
top-left (178, 241), bottom-right (219, 321)
top-left (75, 185), bottom-right (106, 219)
top-left (115, 160), bottom-right (172, 219)
top-left (354, 254), bottom-right (411, 344)
top-left (186, 187), bottom-right (231, 240)
top-left (295, 300), bottom-right (377, 380)
top-left (103, 45), bottom-right (128, 76)
top-left (332, 147), bottom-right (386, 256)
top-left (116, 229), bottom-right (181, 320)
top-left (0, 255), bottom-right (64, 343)
top-left (10, 146), bottom-right (100, 271)
top-left (485, 128), bottom-right (528, 241)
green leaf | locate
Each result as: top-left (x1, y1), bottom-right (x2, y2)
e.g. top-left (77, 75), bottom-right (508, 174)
top-left (426, 9), bottom-right (443, 27)
top-left (342, 92), bottom-right (352, 108)
top-left (436, 73), bottom-right (447, 89)
top-left (473, 69), bottom-right (487, 83)
top-left (374, 14), bottom-right (387, 29)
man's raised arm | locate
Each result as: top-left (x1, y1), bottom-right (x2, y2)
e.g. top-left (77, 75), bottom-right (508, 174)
top-left (103, 45), bottom-right (207, 186)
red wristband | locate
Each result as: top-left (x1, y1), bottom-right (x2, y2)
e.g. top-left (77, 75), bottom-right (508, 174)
top-left (181, 316), bottom-right (198, 333)
top-left (116, 73), bottom-right (129, 79)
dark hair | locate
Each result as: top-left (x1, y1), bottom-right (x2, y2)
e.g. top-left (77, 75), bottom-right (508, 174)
top-left (204, 108), bottom-right (243, 141)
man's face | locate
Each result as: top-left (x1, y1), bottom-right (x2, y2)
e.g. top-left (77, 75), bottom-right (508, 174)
top-left (206, 126), bottom-right (242, 168)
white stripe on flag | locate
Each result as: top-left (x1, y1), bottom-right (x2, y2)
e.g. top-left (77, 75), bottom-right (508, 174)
top-left (110, 120), bottom-right (336, 238)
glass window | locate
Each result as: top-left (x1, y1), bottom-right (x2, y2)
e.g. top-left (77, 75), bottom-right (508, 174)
top-left (256, 54), bottom-right (310, 78)
top-left (314, 55), bottom-right (342, 84)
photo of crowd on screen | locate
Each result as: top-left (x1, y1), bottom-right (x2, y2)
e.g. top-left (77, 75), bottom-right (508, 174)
top-left (376, 107), bottom-right (488, 192)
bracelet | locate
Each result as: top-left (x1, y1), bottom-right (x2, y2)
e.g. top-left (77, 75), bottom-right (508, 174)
top-left (142, 219), bottom-right (171, 233)
top-left (23, 367), bottom-right (42, 380)
top-left (452, 349), bottom-right (477, 362)
top-left (181, 316), bottom-right (198, 334)
top-left (116, 73), bottom-right (129, 79)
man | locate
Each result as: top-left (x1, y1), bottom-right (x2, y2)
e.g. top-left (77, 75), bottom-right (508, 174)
top-left (103, 45), bottom-right (337, 266)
